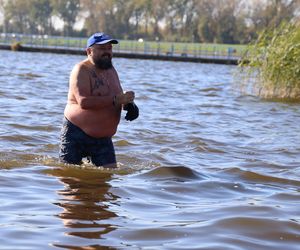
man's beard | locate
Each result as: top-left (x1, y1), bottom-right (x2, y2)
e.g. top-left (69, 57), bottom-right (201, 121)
top-left (94, 55), bottom-right (113, 69)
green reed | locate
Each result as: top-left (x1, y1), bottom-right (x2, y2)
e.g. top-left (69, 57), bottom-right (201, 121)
top-left (239, 22), bottom-right (300, 100)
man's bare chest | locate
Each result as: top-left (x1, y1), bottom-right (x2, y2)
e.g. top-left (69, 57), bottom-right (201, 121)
top-left (90, 70), bottom-right (118, 96)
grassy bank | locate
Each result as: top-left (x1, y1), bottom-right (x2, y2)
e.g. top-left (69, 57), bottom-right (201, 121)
top-left (0, 33), bottom-right (246, 57)
top-left (118, 40), bottom-right (246, 56)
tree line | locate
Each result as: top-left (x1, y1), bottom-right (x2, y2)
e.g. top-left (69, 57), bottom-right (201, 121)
top-left (0, 0), bottom-right (299, 44)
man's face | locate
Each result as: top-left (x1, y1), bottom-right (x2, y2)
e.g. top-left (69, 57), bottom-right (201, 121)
top-left (90, 43), bottom-right (113, 69)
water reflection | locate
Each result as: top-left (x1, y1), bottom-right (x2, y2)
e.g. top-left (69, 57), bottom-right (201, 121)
top-left (46, 166), bottom-right (118, 249)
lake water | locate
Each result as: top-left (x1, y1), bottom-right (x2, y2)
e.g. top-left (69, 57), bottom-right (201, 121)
top-left (0, 49), bottom-right (299, 250)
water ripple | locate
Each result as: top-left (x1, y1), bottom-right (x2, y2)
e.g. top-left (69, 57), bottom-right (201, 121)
top-left (0, 50), bottom-right (300, 249)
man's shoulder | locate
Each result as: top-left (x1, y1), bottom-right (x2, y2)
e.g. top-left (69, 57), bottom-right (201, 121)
top-left (72, 60), bottom-right (91, 75)
top-left (110, 66), bottom-right (119, 76)
top-left (76, 60), bottom-right (90, 70)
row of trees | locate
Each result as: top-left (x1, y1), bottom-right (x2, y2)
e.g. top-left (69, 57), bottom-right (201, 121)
top-left (0, 0), bottom-right (299, 44)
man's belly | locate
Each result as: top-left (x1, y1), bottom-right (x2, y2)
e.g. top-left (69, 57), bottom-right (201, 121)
top-left (64, 103), bottom-right (121, 138)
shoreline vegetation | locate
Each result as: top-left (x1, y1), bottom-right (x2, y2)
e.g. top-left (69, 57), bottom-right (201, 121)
top-left (239, 22), bottom-right (300, 101)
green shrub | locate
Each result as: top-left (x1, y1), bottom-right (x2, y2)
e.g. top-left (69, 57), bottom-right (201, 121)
top-left (239, 22), bottom-right (300, 100)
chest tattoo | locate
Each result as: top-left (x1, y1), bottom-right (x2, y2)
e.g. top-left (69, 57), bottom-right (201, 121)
top-left (91, 70), bottom-right (105, 94)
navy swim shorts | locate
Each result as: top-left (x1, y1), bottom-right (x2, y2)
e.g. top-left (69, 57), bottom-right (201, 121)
top-left (59, 117), bottom-right (116, 166)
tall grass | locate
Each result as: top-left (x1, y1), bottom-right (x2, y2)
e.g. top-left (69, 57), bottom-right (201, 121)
top-left (239, 22), bottom-right (300, 100)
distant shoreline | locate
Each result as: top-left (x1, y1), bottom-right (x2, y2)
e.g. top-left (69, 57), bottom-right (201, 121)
top-left (0, 44), bottom-right (239, 65)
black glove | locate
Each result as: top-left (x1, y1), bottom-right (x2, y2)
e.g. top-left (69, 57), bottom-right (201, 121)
top-left (124, 102), bottom-right (139, 121)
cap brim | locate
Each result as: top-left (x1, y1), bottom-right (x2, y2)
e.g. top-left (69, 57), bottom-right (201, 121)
top-left (94, 39), bottom-right (118, 45)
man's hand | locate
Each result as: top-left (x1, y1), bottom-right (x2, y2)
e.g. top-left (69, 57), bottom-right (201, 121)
top-left (115, 91), bottom-right (135, 105)
top-left (124, 102), bottom-right (139, 121)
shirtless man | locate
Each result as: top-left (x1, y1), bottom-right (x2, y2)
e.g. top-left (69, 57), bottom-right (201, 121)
top-left (59, 33), bottom-right (135, 168)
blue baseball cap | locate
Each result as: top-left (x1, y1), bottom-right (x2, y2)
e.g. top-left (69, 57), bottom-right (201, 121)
top-left (87, 32), bottom-right (118, 48)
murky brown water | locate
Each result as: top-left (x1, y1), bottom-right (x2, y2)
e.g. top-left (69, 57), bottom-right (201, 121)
top-left (0, 50), bottom-right (299, 250)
